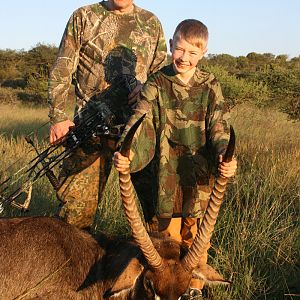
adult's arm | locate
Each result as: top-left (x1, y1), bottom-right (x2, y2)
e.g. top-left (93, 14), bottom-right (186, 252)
top-left (48, 9), bottom-right (83, 125)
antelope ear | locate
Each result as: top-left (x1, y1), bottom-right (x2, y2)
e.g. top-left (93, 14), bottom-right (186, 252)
top-left (192, 264), bottom-right (231, 286)
top-left (103, 257), bottom-right (144, 298)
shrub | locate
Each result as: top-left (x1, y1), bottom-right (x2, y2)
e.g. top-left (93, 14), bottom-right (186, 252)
top-left (202, 65), bottom-right (270, 107)
top-left (0, 87), bottom-right (20, 104)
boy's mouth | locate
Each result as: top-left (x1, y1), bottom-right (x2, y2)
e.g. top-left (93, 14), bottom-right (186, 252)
top-left (176, 61), bottom-right (189, 69)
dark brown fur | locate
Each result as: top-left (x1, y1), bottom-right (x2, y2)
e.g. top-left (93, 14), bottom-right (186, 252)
top-left (0, 216), bottom-right (194, 300)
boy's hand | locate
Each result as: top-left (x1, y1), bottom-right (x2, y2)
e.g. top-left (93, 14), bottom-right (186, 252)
top-left (113, 151), bottom-right (134, 174)
top-left (218, 155), bottom-right (237, 178)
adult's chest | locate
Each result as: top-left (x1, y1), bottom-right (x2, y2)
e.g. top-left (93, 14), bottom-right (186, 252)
top-left (80, 15), bottom-right (154, 71)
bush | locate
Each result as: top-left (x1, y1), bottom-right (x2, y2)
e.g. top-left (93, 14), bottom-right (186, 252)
top-left (283, 96), bottom-right (300, 121)
top-left (202, 65), bottom-right (270, 107)
top-left (0, 87), bottom-right (21, 104)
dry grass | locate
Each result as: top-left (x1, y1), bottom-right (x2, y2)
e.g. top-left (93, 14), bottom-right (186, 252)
top-left (207, 104), bottom-right (300, 299)
top-left (0, 102), bottom-right (299, 299)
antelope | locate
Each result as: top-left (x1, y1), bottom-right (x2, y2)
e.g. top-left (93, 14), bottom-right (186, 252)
top-left (0, 116), bottom-right (235, 300)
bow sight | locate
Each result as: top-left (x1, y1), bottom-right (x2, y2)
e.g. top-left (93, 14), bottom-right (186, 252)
top-left (0, 74), bottom-right (138, 212)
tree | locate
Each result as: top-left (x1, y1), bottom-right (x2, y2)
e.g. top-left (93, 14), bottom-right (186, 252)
top-left (206, 54), bottom-right (237, 73)
top-left (21, 43), bottom-right (58, 103)
top-left (0, 49), bottom-right (24, 87)
top-left (275, 54), bottom-right (288, 67)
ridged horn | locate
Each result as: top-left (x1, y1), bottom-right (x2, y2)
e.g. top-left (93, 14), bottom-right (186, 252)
top-left (119, 114), bottom-right (165, 271)
top-left (182, 126), bottom-right (235, 272)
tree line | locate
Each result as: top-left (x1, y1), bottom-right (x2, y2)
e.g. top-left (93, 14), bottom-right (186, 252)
top-left (0, 43), bottom-right (299, 120)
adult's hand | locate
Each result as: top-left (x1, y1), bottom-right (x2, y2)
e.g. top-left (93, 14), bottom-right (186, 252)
top-left (50, 120), bottom-right (75, 145)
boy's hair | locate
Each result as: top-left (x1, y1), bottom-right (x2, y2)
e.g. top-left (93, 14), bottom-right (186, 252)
top-left (173, 19), bottom-right (208, 50)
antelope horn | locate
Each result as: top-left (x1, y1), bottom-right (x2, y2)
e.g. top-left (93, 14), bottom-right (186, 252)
top-left (182, 126), bottom-right (235, 272)
top-left (119, 114), bottom-right (165, 271)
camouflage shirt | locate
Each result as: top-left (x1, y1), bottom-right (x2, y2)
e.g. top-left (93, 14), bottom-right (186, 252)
top-left (48, 1), bottom-right (167, 124)
top-left (125, 64), bottom-right (231, 218)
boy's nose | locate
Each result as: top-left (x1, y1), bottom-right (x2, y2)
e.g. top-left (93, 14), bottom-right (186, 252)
top-left (180, 51), bottom-right (189, 61)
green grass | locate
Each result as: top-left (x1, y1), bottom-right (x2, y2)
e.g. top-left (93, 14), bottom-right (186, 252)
top-left (0, 102), bottom-right (299, 299)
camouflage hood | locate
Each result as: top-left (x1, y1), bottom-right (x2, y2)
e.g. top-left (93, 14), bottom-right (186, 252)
top-left (159, 64), bottom-right (213, 87)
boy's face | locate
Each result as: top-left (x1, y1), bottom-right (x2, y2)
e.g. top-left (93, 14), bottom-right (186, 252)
top-left (170, 35), bottom-right (207, 76)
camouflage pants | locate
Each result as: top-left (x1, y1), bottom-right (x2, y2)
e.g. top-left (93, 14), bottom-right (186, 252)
top-left (56, 138), bottom-right (156, 229)
top-left (156, 176), bottom-right (213, 248)
top-left (155, 178), bottom-right (215, 290)
top-left (57, 139), bottom-right (116, 229)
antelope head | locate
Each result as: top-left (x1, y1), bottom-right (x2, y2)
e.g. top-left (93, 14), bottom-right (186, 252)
top-left (118, 115), bottom-right (235, 300)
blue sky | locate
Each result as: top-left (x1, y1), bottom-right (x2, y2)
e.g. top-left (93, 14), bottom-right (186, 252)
top-left (0, 0), bottom-right (299, 58)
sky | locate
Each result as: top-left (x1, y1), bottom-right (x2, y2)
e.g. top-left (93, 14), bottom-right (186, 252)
top-left (0, 0), bottom-right (299, 59)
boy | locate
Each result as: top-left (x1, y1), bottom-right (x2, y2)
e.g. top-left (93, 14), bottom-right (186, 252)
top-left (114, 19), bottom-right (237, 298)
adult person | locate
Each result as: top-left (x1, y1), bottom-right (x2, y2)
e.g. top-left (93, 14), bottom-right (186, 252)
top-left (48, 0), bottom-right (167, 230)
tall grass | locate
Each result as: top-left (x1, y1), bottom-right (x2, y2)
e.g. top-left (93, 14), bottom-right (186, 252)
top-left (0, 103), bottom-right (50, 139)
top-left (0, 104), bottom-right (59, 216)
top-left (208, 104), bottom-right (300, 299)
top-left (0, 103), bottom-right (299, 299)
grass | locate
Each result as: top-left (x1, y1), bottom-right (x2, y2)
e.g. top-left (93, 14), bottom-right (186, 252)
top-left (0, 102), bottom-right (299, 299)
top-left (0, 103), bottom-right (50, 139)
top-left (207, 104), bottom-right (300, 299)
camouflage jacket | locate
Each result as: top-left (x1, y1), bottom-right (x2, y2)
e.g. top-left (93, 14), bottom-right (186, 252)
top-left (125, 64), bottom-right (231, 218)
top-left (48, 1), bottom-right (167, 124)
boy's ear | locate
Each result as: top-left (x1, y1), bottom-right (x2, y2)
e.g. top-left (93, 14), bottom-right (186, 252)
top-left (169, 38), bottom-right (173, 52)
top-left (202, 46), bottom-right (208, 56)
